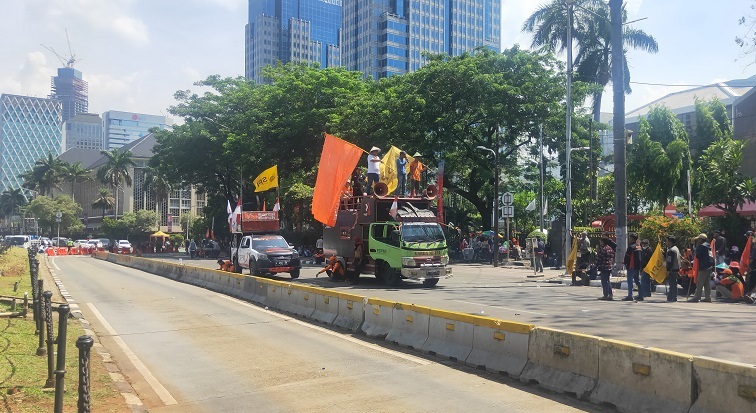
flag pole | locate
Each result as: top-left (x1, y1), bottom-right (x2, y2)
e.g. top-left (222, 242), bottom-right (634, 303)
top-left (239, 167), bottom-right (243, 229)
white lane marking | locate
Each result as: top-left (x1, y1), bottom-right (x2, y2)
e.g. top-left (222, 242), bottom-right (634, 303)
top-left (85, 303), bottom-right (178, 406)
top-left (50, 257), bottom-right (61, 271)
top-left (216, 295), bottom-right (431, 366)
top-left (453, 300), bottom-right (549, 316)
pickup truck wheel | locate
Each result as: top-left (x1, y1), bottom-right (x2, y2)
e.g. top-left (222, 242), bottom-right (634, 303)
top-left (382, 263), bottom-right (400, 287)
top-left (249, 259), bottom-right (261, 276)
top-left (422, 278), bottom-right (439, 287)
top-left (289, 269), bottom-right (300, 279)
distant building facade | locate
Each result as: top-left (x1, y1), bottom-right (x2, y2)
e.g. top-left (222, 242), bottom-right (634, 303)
top-left (63, 113), bottom-right (103, 151)
top-left (341, 0), bottom-right (500, 79)
top-left (0, 94), bottom-right (62, 194)
top-left (49, 67), bottom-right (88, 123)
top-left (103, 111), bottom-right (171, 150)
top-left (245, 0), bottom-right (343, 83)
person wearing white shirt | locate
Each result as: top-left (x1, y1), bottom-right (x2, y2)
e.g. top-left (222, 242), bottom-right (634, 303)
top-left (366, 146), bottom-right (383, 194)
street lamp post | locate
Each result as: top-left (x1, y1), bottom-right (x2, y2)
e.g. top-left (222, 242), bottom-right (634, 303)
top-left (477, 131), bottom-right (500, 268)
top-left (564, 0), bottom-right (575, 271)
top-left (565, 146), bottom-right (590, 269)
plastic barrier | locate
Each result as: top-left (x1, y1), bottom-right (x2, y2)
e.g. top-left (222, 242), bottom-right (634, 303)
top-left (386, 303), bottom-right (431, 350)
top-left (520, 327), bottom-right (600, 400)
top-left (466, 318), bottom-right (533, 379)
top-left (310, 289), bottom-right (340, 325)
top-left (590, 339), bottom-right (693, 413)
top-left (421, 308), bottom-right (475, 362)
top-left (690, 356), bottom-right (756, 413)
top-left (334, 292), bottom-right (364, 332)
top-left (58, 247), bottom-right (68, 256)
top-left (46, 247), bottom-right (55, 256)
top-left (361, 298), bottom-right (395, 339)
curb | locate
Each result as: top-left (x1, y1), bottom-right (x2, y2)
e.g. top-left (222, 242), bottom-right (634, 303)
top-left (45, 255), bottom-right (148, 413)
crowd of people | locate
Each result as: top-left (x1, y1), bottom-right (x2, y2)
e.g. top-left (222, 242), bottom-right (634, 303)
top-left (572, 229), bottom-right (756, 304)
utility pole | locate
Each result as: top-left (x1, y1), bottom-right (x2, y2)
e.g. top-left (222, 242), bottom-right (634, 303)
top-left (539, 125), bottom-right (545, 232)
top-left (493, 128), bottom-right (500, 268)
top-left (611, 0), bottom-right (627, 270)
top-left (564, 0), bottom-right (574, 271)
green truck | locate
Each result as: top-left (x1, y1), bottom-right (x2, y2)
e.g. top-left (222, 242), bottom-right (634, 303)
top-left (322, 192), bottom-right (452, 287)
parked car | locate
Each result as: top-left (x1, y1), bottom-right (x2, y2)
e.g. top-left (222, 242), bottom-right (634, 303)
top-left (87, 239), bottom-right (103, 248)
top-left (51, 237), bottom-right (69, 247)
top-left (5, 235), bottom-right (31, 248)
top-left (98, 239), bottom-right (111, 250)
top-left (74, 239), bottom-right (90, 247)
top-left (117, 240), bottom-right (132, 252)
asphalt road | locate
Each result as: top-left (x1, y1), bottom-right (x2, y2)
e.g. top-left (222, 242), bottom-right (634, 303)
top-left (50, 256), bottom-right (607, 413)
top-left (155, 255), bottom-right (756, 365)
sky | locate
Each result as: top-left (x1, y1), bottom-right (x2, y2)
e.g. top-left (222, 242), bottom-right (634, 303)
top-left (1, 0), bottom-right (755, 120)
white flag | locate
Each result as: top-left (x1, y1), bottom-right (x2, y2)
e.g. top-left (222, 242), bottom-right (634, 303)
top-left (542, 198), bottom-right (548, 216)
top-left (525, 198), bottom-right (536, 211)
top-left (272, 198), bottom-right (280, 212)
top-left (390, 196), bottom-right (399, 219)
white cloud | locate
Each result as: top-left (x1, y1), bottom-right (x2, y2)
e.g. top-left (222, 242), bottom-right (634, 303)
top-left (111, 16), bottom-right (150, 45)
top-left (501, 0), bottom-right (540, 49)
top-left (625, 0), bottom-right (644, 16)
top-left (0, 52), bottom-right (54, 98)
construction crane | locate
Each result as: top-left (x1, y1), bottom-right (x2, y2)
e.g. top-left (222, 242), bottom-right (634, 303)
top-left (40, 28), bottom-right (79, 68)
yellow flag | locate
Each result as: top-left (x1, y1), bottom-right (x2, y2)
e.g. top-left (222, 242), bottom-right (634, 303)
top-left (643, 242), bottom-right (668, 283)
top-left (566, 236), bottom-right (579, 275)
top-left (380, 146), bottom-right (414, 195)
top-left (253, 165), bottom-right (278, 192)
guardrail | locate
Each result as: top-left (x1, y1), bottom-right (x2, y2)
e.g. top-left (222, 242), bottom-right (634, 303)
top-left (94, 252), bottom-right (755, 413)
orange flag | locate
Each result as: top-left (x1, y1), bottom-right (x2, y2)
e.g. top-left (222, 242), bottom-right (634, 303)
top-left (741, 235), bottom-right (752, 273)
top-left (312, 133), bottom-right (364, 226)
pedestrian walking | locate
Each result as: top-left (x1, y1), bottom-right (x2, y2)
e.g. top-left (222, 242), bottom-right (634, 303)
top-left (596, 237), bottom-right (615, 300)
top-left (665, 235), bottom-right (681, 302)
top-left (638, 239), bottom-right (653, 299)
top-left (396, 150), bottom-right (408, 196)
top-left (366, 146), bottom-right (382, 195)
top-left (189, 239), bottom-right (197, 259)
top-left (534, 236), bottom-right (545, 273)
top-left (623, 233), bottom-right (642, 301)
top-left (689, 233), bottom-right (714, 303)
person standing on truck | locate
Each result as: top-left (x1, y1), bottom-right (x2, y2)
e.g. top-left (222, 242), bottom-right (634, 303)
top-left (409, 152), bottom-right (426, 197)
top-left (366, 147), bottom-right (383, 195)
top-left (317, 256), bottom-right (345, 281)
top-left (396, 150), bottom-right (408, 196)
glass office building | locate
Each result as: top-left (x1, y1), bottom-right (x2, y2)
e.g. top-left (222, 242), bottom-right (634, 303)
top-left (342, 0), bottom-right (500, 79)
top-left (245, 0), bottom-right (342, 83)
top-left (63, 113), bottom-right (103, 151)
top-left (103, 111), bottom-right (171, 150)
top-left (50, 67), bottom-right (88, 123)
top-left (0, 94), bottom-right (62, 194)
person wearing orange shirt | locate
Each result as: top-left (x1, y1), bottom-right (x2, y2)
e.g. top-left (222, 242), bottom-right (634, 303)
top-left (317, 256), bottom-right (345, 281)
top-left (217, 259), bottom-right (235, 272)
top-left (409, 152), bottom-right (426, 197)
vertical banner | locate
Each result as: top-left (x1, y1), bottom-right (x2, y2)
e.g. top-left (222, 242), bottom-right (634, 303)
top-left (312, 133), bottom-right (364, 226)
top-left (436, 160), bottom-right (444, 224)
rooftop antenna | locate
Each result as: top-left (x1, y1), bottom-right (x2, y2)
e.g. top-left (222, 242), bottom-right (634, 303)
top-left (40, 28), bottom-right (79, 68)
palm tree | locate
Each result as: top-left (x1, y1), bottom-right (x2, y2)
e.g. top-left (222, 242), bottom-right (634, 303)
top-left (20, 153), bottom-right (65, 196)
top-left (0, 188), bottom-right (28, 219)
top-left (92, 188), bottom-right (115, 218)
top-left (97, 149), bottom-right (136, 218)
top-left (144, 167), bottom-right (172, 215)
top-left (61, 162), bottom-right (92, 202)
top-left (522, 0), bottom-right (658, 121)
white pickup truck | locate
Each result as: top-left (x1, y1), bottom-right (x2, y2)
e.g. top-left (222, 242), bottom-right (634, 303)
top-left (230, 233), bottom-right (301, 278)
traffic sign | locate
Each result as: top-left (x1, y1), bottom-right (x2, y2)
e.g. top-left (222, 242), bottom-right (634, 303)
top-left (500, 205), bottom-right (514, 218)
top-left (501, 192), bottom-right (514, 205)
top-left (55, 211), bottom-right (62, 218)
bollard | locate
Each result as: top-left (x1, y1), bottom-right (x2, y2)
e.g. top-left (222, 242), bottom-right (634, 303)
top-left (54, 304), bottom-right (70, 413)
top-left (13, 281), bottom-right (18, 292)
top-left (76, 335), bottom-right (94, 413)
top-left (43, 291), bottom-right (55, 387)
top-left (23, 293), bottom-right (28, 316)
top-left (10, 298), bottom-right (15, 311)
top-left (35, 279), bottom-right (43, 337)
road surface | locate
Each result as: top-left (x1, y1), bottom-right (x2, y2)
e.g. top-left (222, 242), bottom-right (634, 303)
top-left (50, 256), bottom-right (606, 413)
top-left (154, 255), bottom-right (756, 365)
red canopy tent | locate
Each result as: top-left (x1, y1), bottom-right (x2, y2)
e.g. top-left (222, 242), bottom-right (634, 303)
top-left (698, 201), bottom-right (756, 217)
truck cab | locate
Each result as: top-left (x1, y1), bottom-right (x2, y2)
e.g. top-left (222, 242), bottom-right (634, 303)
top-left (229, 210), bottom-right (301, 278)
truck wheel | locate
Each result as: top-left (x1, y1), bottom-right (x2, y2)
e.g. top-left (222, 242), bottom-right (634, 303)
top-left (233, 258), bottom-right (242, 274)
top-left (249, 259), bottom-right (261, 276)
top-left (382, 264), bottom-right (400, 287)
top-left (422, 278), bottom-right (439, 287)
top-left (289, 269), bottom-right (300, 279)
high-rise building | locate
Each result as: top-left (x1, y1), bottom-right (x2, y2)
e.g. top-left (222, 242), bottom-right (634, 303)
top-left (102, 111), bottom-right (171, 150)
top-left (342, 0), bottom-right (500, 79)
top-left (245, 0), bottom-right (343, 83)
top-left (0, 94), bottom-right (62, 194)
top-left (49, 67), bottom-right (88, 123)
top-left (63, 113), bottom-right (103, 151)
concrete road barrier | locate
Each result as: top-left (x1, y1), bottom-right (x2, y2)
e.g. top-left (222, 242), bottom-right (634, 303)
top-left (520, 327), bottom-right (600, 400)
top-left (690, 356), bottom-right (756, 413)
top-left (386, 303), bottom-right (431, 350)
top-left (590, 339), bottom-right (693, 413)
top-left (241, 275), bottom-right (257, 302)
top-left (421, 309), bottom-right (475, 362)
top-left (361, 298), bottom-right (395, 339)
top-left (466, 318), bottom-right (533, 379)
top-left (334, 292), bottom-right (364, 332)
top-left (260, 279), bottom-right (284, 310)
top-left (310, 289), bottom-right (340, 325)
top-left (279, 284), bottom-right (316, 318)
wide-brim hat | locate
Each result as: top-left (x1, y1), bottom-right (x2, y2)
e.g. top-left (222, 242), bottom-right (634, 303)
top-left (697, 233), bottom-right (708, 241)
top-left (412, 152), bottom-right (422, 157)
top-left (730, 261), bottom-right (740, 269)
top-left (370, 146), bottom-right (381, 153)
top-left (716, 262), bottom-right (729, 270)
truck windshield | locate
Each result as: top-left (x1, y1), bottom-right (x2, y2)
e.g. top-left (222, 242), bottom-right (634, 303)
top-left (252, 237), bottom-right (290, 249)
top-left (401, 223), bottom-right (445, 243)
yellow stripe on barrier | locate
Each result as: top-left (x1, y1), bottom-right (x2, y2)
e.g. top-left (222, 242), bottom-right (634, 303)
top-left (428, 308), bottom-right (533, 334)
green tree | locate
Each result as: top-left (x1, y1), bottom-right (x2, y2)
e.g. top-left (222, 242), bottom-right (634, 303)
top-left (97, 149), bottom-right (136, 217)
top-left (27, 195), bottom-right (83, 236)
top-left (522, 0), bottom-right (658, 120)
top-left (627, 106), bottom-right (691, 208)
top-left (61, 161), bottom-right (92, 202)
top-left (91, 188), bottom-right (115, 218)
top-left (0, 188), bottom-right (28, 219)
top-left (698, 137), bottom-right (756, 217)
top-left (101, 210), bottom-right (159, 240)
top-left (144, 167), bottom-right (172, 216)
top-left (20, 153), bottom-right (66, 196)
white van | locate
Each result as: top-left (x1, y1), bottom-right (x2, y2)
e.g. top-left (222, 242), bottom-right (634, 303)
top-left (6, 235), bottom-right (31, 248)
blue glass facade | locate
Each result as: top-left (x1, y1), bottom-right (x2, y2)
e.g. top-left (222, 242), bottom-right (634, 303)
top-left (342, 0), bottom-right (500, 78)
top-left (246, 0), bottom-right (342, 83)
top-left (103, 111), bottom-right (171, 150)
top-left (0, 94), bottom-right (62, 194)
